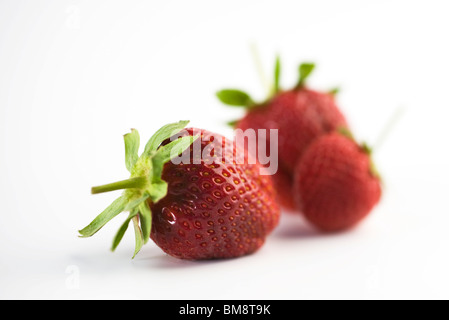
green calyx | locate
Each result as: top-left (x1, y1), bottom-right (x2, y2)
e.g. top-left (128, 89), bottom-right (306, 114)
top-left (216, 56), bottom-right (323, 127)
top-left (337, 126), bottom-right (355, 140)
top-left (296, 62), bottom-right (315, 89)
top-left (360, 142), bottom-right (381, 180)
top-left (79, 120), bottom-right (198, 258)
top-left (336, 127), bottom-right (381, 180)
top-left (215, 89), bottom-right (256, 109)
top-left (215, 55), bottom-right (286, 112)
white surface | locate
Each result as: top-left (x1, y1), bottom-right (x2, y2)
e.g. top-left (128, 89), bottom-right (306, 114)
top-left (1, 0), bottom-right (448, 300)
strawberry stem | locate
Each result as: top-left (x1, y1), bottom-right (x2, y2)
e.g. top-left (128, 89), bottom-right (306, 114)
top-left (250, 43), bottom-right (271, 96)
top-left (79, 121), bottom-right (197, 258)
top-left (91, 177), bottom-right (148, 195)
top-left (373, 106), bottom-right (406, 151)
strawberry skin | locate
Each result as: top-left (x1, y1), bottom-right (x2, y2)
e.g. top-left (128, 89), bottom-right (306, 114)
top-left (236, 89), bottom-right (347, 211)
top-left (294, 132), bottom-right (382, 232)
top-left (238, 89), bottom-right (347, 172)
top-left (150, 128), bottom-right (280, 259)
top-left (270, 167), bottom-right (296, 211)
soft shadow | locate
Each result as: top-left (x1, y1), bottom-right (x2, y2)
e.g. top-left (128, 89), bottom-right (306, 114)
top-left (132, 247), bottom-right (245, 270)
top-left (273, 212), bottom-right (322, 239)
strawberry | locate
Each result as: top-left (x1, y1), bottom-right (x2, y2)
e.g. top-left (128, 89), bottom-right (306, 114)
top-left (293, 130), bottom-right (382, 232)
top-left (79, 121), bottom-right (280, 260)
top-left (217, 59), bottom-right (348, 211)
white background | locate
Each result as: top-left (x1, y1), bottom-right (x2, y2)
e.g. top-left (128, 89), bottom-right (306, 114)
top-left (0, 0), bottom-right (448, 300)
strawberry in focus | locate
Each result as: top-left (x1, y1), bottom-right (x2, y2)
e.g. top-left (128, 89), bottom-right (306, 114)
top-left (79, 121), bottom-right (280, 260)
top-left (217, 59), bottom-right (348, 211)
top-left (293, 130), bottom-right (382, 232)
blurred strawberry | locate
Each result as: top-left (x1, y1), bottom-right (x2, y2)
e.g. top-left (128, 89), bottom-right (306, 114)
top-left (217, 58), bottom-right (348, 211)
top-left (293, 130), bottom-right (382, 231)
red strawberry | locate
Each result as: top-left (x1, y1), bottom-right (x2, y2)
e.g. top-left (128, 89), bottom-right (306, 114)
top-left (293, 130), bottom-right (382, 232)
top-left (79, 121), bottom-right (280, 260)
top-left (269, 166), bottom-right (297, 211)
top-left (217, 59), bottom-right (348, 211)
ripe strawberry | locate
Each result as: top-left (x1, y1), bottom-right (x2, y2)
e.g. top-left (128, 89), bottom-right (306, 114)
top-left (217, 59), bottom-right (348, 211)
top-left (293, 130), bottom-right (382, 232)
top-left (79, 121), bottom-right (280, 260)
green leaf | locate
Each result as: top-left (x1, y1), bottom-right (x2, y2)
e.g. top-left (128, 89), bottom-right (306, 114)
top-left (152, 135), bottom-right (198, 171)
top-left (143, 120), bottom-right (190, 156)
top-left (151, 135), bottom-right (198, 178)
top-left (79, 196), bottom-right (128, 238)
top-left (337, 126), bottom-right (355, 140)
top-left (273, 55), bottom-right (281, 94)
top-left (124, 193), bottom-right (150, 212)
top-left (111, 209), bottom-right (138, 252)
top-left (132, 216), bottom-right (143, 259)
top-left (148, 180), bottom-right (168, 203)
top-left (139, 202), bottom-right (152, 244)
top-left (148, 135), bottom-right (198, 203)
top-left (124, 129), bottom-right (140, 172)
top-left (328, 87), bottom-right (340, 96)
top-left (298, 63), bottom-right (316, 87)
top-left (227, 119), bottom-right (239, 128)
top-left (361, 142), bottom-right (373, 155)
top-left (216, 89), bottom-right (254, 108)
